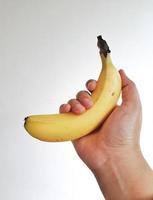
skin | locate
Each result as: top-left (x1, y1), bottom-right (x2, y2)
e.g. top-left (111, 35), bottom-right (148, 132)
top-left (59, 69), bottom-right (153, 199)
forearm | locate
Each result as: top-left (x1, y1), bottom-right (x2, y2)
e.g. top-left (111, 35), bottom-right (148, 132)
top-left (93, 149), bottom-right (153, 200)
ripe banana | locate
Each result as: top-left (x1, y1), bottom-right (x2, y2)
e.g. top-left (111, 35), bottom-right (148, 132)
top-left (24, 35), bottom-right (122, 142)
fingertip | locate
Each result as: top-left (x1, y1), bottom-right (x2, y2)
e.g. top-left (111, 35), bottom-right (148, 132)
top-left (59, 104), bottom-right (71, 113)
top-left (86, 79), bottom-right (97, 92)
top-left (119, 69), bottom-right (127, 78)
top-left (119, 69), bottom-right (131, 88)
top-left (59, 104), bottom-right (64, 113)
top-left (119, 69), bottom-right (124, 74)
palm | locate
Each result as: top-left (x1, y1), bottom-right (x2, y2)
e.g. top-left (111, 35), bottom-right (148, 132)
top-left (72, 101), bottom-right (141, 171)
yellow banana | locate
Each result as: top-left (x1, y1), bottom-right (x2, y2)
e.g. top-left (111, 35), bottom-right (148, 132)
top-left (24, 35), bottom-right (121, 142)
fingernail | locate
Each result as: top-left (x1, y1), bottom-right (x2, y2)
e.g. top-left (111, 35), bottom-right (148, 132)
top-left (83, 98), bottom-right (93, 108)
top-left (74, 104), bottom-right (85, 113)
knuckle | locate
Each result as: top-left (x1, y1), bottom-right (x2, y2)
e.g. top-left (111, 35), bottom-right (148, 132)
top-left (68, 98), bottom-right (76, 104)
top-left (86, 79), bottom-right (92, 85)
top-left (86, 79), bottom-right (95, 84)
top-left (76, 90), bottom-right (89, 99)
top-left (86, 79), bottom-right (95, 86)
top-left (76, 90), bottom-right (84, 97)
top-left (124, 101), bottom-right (141, 112)
top-left (60, 104), bottom-right (65, 108)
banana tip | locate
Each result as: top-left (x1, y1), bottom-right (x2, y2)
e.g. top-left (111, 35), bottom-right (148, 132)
top-left (24, 117), bottom-right (28, 125)
top-left (24, 117), bottom-right (28, 121)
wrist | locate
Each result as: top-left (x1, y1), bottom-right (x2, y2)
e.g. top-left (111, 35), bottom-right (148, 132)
top-left (92, 147), bottom-right (153, 200)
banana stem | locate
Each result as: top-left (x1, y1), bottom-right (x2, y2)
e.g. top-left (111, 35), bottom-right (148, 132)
top-left (97, 35), bottom-right (111, 57)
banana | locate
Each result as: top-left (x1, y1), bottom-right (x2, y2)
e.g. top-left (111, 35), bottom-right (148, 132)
top-left (24, 35), bottom-right (122, 142)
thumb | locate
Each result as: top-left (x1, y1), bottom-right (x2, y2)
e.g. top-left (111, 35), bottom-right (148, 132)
top-left (119, 69), bottom-right (141, 107)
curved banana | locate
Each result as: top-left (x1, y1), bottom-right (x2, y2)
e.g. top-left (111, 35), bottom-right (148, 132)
top-left (24, 35), bottom-right (122, 142)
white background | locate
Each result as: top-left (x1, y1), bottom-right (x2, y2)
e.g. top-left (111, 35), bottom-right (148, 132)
top-left (1, 0), bottom-right (153, 199)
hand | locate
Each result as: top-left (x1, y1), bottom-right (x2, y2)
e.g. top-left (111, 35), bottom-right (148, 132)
top-left (59, 69), bottom-right (142, 171)
top-left (59, 69), bottom-right (153, 199)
